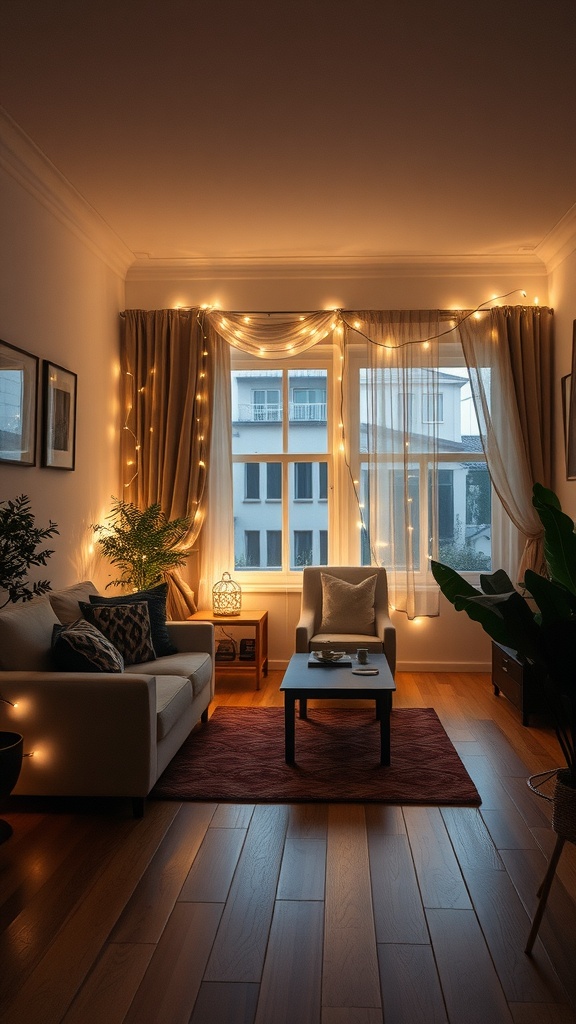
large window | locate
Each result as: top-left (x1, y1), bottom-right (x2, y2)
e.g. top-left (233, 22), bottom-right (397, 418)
top-left (231, 350), bottom-right (491, 578)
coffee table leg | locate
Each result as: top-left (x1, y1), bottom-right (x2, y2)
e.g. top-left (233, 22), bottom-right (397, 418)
top-left (378, 694), bottom-right (392, 766)
top-left (284, 694), bottom-right (296, 764)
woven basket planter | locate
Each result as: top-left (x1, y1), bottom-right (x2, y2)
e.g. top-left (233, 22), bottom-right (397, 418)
top-left (552, 769), bottom-right (576, 843)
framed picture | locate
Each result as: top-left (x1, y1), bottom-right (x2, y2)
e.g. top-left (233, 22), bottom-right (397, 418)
top-left (0, 339), bottom-right (39, 466)
top-left (42, 361), bottom-right (77, 470)
top-left (567, 322), bottom-right (576, 480)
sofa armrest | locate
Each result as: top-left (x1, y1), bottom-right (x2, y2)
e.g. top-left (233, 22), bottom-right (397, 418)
top-left (166, 621), bottom-right (215, 659)
top-left (295, 609), bottom-right (317, 653)
top-left (374, 609), bottom-right (396, 676)
top-left (0, 671), bottom-right (158, 797)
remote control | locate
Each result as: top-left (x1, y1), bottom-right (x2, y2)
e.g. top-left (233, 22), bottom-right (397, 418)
top-left (352, 668), bottom-right (379, 675)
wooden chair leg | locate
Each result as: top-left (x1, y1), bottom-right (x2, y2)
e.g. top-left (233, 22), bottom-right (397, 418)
top-left (525, 834), bottom-right (565, 954)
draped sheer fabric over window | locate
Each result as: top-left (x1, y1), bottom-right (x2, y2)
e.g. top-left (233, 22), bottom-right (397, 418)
top-left (120, 304), bottom-right (553, 620)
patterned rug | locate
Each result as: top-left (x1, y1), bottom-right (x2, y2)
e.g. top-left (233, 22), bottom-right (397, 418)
top-left (151, 706), bottom-right (481, 805)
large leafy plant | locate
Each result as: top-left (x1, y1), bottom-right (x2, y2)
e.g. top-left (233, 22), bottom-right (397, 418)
top-left (431, 483), bottom-right (576, 786)
top-left (93, 498), bottom-right (191, 591)
top-left (0, 494), bottom-right (59, 610)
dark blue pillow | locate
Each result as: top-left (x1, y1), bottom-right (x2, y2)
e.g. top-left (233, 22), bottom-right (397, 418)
top-left (80, 582), bottom-right (177, 657)
top-left (52, 620), bottom-right (124, 673)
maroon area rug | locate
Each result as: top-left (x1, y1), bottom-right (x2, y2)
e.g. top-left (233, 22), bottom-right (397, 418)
top-left (151, 707), bottom-right (481, 805)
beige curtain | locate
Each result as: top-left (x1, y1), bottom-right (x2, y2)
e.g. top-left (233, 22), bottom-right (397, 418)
top-left (120, 309), bottom-right (213, 615)
top-left (458, 305), bottom-right (554, 581)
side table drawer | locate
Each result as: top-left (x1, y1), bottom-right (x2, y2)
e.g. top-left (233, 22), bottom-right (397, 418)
top-left (491, 641), bottom-right (542, 726)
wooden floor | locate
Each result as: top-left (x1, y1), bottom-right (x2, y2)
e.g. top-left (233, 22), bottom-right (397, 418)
top-left (1, 669), bottom-right (576, 1024)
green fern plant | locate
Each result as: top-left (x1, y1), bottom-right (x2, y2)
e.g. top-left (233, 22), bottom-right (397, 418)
top-left (92, 498), bottom-right (191, 591)
top-left (0, 495), bottom-right (58, 610)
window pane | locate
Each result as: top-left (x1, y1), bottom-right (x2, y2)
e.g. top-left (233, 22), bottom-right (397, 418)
top-left (288, 369), bottom-right (327, 453)
top-left (430, 462), bottom-right (492, 571)
top-left (294, 462), bottom-right (312, 499)
top-left (267, 462), bottom-right (281, 500)
top-left (244, 462), bottom-right (260, 499)
top-left (231, 369), bottom-right (282, 455)
top-left (267, 530), bottom-right (282, 567)
top-left (289, 462), bottom-right (328, 569)
top-left (234, 462), bottom-right (282, 570)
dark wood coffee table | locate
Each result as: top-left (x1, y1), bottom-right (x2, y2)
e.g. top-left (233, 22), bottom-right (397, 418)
top-left (280, 653), bottom-right (396, 765)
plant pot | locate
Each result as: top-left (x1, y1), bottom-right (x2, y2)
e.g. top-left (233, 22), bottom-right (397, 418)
top-left (552, 768), bottom-right (576, 843)
top-left (0, 731), bottom-right (23, 843)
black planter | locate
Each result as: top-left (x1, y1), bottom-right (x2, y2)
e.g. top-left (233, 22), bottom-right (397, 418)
top-left (0, 731), bottom-right (23, 842)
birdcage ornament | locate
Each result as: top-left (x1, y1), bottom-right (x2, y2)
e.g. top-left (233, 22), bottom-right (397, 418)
top-left (212, 571), bottom-right (242, 616)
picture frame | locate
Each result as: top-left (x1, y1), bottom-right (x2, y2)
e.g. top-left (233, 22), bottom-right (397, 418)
top-left (0, 339), bottom-right (39, 466)
top-left (567, 321), bottom-right (576, 480)
top-left (42, 361), bottom-right (77, 470)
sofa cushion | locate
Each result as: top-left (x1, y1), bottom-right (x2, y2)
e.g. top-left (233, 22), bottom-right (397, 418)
top-left (52, 619), bottom-right (125, 673)
top-left (124, 651), bottom-right (212, 700)
top-left (0, 596), bottom-right (59, 670)
top-left (319, 572), bottom-right (377, 635)
top-left (49, 581), bottom-right (99, 624)
top-left (83, 583), bottom-right (177, 657)
top-left (82, 602), bottom-right (156, 666)
top-left (155, 675), bottom-right (194, 740)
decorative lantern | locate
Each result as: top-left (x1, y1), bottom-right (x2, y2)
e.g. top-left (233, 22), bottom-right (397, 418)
top-left (212, 571), bottom-right (242, 616)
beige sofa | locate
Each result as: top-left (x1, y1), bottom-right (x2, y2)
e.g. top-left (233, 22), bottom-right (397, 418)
top-left (0, 582), bottom-right (215, 816)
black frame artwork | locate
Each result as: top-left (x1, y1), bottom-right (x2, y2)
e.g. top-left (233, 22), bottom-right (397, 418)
top-left (0, 339), bottom-right (39, 466)
top-left (567, 321), bottom-right (576, 480)
top-left (42, 361), bottom-right (77, 470)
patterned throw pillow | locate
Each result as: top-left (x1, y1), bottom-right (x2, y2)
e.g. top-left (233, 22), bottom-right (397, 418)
top-left (52, 619), bottom-right (125, 673)
top-left (83, 602), bottom-right (156, 666)
top-left (81, 583), bottom-right (177, 657)
top-left (319, 573), bottom-right (377, 635)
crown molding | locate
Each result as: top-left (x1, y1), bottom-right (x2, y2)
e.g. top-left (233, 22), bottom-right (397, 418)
top-left (536, 203), bottom-right (576, 272)
top-left (0, 107), bottom-right (134, 279)
top-left (126, 252), bottom-right (547, 282)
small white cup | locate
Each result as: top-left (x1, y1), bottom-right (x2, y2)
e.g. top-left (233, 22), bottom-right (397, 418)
top-left (357, 648), bottom-right (368, 665)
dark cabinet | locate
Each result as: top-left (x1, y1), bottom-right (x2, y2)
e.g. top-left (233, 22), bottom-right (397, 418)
top-left (491, 642), bottom-right (544, 726)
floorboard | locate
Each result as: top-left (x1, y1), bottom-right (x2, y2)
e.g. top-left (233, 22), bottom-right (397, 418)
top-left (2, 669), bottom-right (576, 1024)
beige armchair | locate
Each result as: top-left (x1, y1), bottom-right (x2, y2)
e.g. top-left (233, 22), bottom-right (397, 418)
top-left (295, 566), bottom-right (396, 675)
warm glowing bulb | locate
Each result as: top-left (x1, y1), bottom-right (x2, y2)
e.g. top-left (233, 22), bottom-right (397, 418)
top-left (534, 296), bottom-right (539, 304)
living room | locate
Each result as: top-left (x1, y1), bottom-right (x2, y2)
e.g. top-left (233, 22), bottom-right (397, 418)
top-left (2, 2), bottom-right (576, 1021)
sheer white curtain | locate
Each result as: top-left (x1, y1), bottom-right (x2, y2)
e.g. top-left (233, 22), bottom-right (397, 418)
top-left (458, 305), bottom-right (554, 581)
top-left (342, 311), bottom-right (442, 617)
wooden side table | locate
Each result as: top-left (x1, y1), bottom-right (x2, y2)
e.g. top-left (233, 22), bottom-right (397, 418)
top-left (188, 609), bottom-right (268, 689)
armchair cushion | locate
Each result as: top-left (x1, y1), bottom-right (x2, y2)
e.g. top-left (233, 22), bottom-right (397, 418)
top-left (82, 582), bottom-right (177, 657)
top-left (0, 596), bottom-right (60, 671)
top-left (81, 601), bottom-right (156, 666)
top-left (320, 572), bottom-right (377, 635)
top-left (52, 619), bottom-right (125, 673)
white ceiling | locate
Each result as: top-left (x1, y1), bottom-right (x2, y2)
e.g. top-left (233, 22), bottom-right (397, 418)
top-left (1, 0), bottom-right (576, 267)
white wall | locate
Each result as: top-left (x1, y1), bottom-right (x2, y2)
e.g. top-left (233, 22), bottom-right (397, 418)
top-left (0, 163), bottom-right (124, 592)
top-left (549, 248), bottom-right (576, 519)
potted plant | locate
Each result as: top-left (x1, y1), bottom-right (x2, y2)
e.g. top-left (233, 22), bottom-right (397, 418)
top-left (431, 483), bottom-right (576, 834)
top-left (0, 495), bottom-right (58, 840)
top-left (92, 498), bottom-right (192, 591)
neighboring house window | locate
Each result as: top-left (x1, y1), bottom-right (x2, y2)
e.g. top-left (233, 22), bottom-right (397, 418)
top-left (252, 389), bottom-right (281, 421)
top-left (319, 461), bottom-right (328, 500)
top-left (267, 530), bottom-right (282, 567)
top-left (293, 530), bottom-right (313, 568)
top-left (423, 392), bottom-right (444, 423)
top-left (319, 529), bottom-right (328, 565)
top-left (244, 462), bottom-right (260, 500)
top-left (294, 462), bottom-right (313, 500)
top-left (244, 530), bottom-right (261, 567)
top-left (266, 462), bottom-right (281, 500)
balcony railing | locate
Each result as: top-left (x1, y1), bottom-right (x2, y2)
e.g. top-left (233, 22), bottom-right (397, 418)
top-left (237, 402), bottom-right (327, 422)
